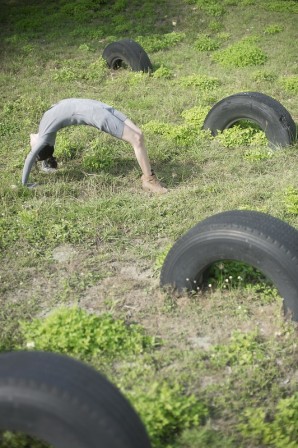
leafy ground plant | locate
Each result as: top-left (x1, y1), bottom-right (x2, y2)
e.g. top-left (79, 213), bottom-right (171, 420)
top-left (212, 37), bottom-right (267, 67)
top-left (279, 76), bottom-right (298, 94)
top-left (20, 306), bottom-right (157, 360)
top-left (215, 122), bottom-right (267, 148)
top-left (194, 34), bottom-right (220, 51)
top-left (284, 186), bottom-right (298, 215)
top-left (239, 393), bottom-right (298, 447)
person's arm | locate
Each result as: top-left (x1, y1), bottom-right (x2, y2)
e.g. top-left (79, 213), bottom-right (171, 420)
top-left (22, 142), bottom-right (45, 186)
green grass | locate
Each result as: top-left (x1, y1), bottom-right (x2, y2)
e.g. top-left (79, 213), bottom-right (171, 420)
top-left (0, 0), bottom-right (298, 447)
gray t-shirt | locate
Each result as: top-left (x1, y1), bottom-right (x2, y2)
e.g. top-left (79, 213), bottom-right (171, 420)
top-left (22, 98), bottom-right (127, 185)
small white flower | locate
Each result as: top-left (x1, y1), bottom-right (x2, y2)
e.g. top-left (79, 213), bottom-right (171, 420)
top-left (225, 279), bottom-right (229, 283)
top-left (26, 341), bottom-right (35, 349)
top-left (208, 284), bottom-right (212, 288)
top-left (229, 276), bottom-right (233, 279)
top-left (237, 276), bottom-right (243, 280)
top-left (186, 278), bottom-right (190, 281)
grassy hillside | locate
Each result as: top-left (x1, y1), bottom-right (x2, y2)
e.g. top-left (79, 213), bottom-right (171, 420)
top-left (0, 0), bottom-right (298, 446)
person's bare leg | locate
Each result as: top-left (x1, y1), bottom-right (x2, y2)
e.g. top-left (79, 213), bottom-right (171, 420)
top-left (121, 120), bottom-right (167, 193)
top-left (121, 121), bottom-right (152, 177)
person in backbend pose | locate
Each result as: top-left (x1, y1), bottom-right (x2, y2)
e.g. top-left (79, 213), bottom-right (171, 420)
top-left (22, 98), bottom-right (167, 194)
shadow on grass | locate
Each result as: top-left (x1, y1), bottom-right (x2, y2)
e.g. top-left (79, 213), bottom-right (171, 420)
top-left (44, 156), bottom-right (200, 187)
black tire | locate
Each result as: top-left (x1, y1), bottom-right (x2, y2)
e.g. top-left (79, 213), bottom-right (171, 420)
top-left (203, 92), bottom-right (297, 149)
top-left (0, 351), bottom-right (151, 448)
top-left (160, 210), bottom-right (298, 321)
top-left (102, 38), bottom-right (153, 72)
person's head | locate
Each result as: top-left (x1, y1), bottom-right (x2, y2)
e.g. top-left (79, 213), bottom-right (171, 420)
top-left (36, 144), bottom-right (55, 161)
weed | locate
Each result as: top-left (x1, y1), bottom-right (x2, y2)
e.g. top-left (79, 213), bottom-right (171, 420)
top-left (208, 20), bottom-right (223, 32)
top-left (216, 123), bottom-right (267, 148)
top-left (20, 306), bottom-right (156, 360)
top-left (126, 381), bottom-right (208, 447)
top-left (243, 148), bottom-right (273, 162)
top-left (78, 43), bottom-right (93, 52)
top-left (251, 69), bottom-right (277, 82)
top-left (239, 392), bottom-right (298, 446)
top-left (216, 32), bottom-right (231, 41)
top-left (191, 0), bottom-right (226, 17)
top-left (284, 187), bottom-right (298, 215)
top-left (213, 37), bottom-right (267, 67)
top-left (54, 134), bottom-right (78, 160)
top-left (181, 106), bottom-right (211, 127)
top-left (152, 65), bottom-right (173, 79)
top-left (178, 74), bottom-right (220, 90)
top-left (52, 57), bottom-right (108, 82)
top-left (154, 244), bottom-right (172, 272)
top-left (177, 426), bottom-right (235, 448)
top-left (136, 32), bottom-right (185, 53)
top-left (53, 66), bottom-right (80, 82)
top-left (264, 24), bottom-right (284, 35)
top-left (82, 138), bottom-right (116, 172)
top-left (279, 76), bottom-right (298, 94)
top-left (208, 260), bottom-right (268, 288)
top-left (263, 0), bottom-right (298, 13)
top-left (210, 329), bottom-right (267, 368)
top-left (0, 432), bottom-right (48, 448)
top-left (194, 34), bottom-right (220, 51)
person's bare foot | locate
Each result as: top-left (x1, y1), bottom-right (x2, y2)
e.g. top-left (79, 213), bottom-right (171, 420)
top-left (141, 172), bottom-right (168, 194)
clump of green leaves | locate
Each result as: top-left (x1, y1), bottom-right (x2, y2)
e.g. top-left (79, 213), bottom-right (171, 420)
top-left (144, 105), bottom-right (210, 147)
top-left (21, 306), bottom-right (156, 360)
top-left (210, 329), bottom-right (266, 368)
top-left (263, 0), bottom-right (298, 13)
top-left (0, 432), bottom-right (49, 448)
top-left (194, 34), bottom-right (220, 51)
top-left (207, 260), bottom-right (279, 303)
top-left (154, 244), bottom-right (172, 272)
top-left (279, 76), bottom-right (298, 94)
top-left (284, 187), bottom-right (298, 215)
top-left (143, 121), bottom-right (195, 146)
top-left (239, 392), bottom-right (298, 446)
top-left (251, 70), bottom-right (277, 82)
top-left (126, 381), bottom-right (208, 447)
top-left (264, 24), bottom-right (284, 35)
top-left (177, 426), bottom-right (235, 448)
top-left (216, 32), bottom-right (231, 41)
top-left (152, 65), bottom-right (173, 79)
top-left (144, 104), bottom-right (211, 148)
top-left (181, 106), bottom-right (211, 127)
top-left (137, 32), bottom-right (185, 53)
top-left (213, 37), bottom-right (267, 67)
top-left (84, 57), bottom-right (108, 81)
top-left (208, 260), bottom-right (268, 288)
top-left (243, 148), bottom-right (273, 162)
top-left (53, 58), bottom-right (107, 82)
top-left (178, 74), bottom-right (220, 90)
top-left (216, 123), bottom-right (267, 148)
top-left (208, 19), bottom-right (223, 32)
top-left (54, 134), bottom-right (78, 160)
top-left (82, 139), bottom-right (116, 172)
top-left (192, 0), bottom-right (226, 17)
